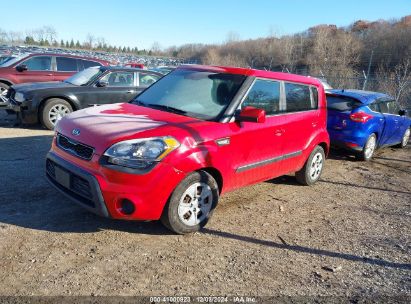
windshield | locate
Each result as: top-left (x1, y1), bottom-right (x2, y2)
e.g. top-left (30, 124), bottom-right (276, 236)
top-left (64, 67), bottom-right (103, 86)
top-left (0, 55), bottom-right (25, 67)
top-left (132, 69), bottom-right (246, 120)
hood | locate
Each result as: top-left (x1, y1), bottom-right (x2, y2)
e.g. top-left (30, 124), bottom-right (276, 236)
top-left (56, 103), bottom-right (204, 155)
top-left (12, 81), bottom-right (74, 93)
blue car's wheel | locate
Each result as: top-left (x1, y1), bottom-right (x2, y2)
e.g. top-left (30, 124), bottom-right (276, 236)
top-left (398, 128), bottom-right (410, 148)
top-left (357, 134), bottom-right (377, 161)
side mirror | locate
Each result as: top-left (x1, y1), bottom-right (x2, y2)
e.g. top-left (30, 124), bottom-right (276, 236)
top-left (96, 80), bottom-right (109, 87)
top-left (399, 109), bottom-right (406, 116)
top-left (15, 64), bottom-right (28, 72)
top-left (237, 106), bottom-right (266, 123)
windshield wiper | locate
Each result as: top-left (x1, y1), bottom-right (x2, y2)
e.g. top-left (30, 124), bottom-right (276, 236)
top-left (135, 101), bottom-right (188, 115)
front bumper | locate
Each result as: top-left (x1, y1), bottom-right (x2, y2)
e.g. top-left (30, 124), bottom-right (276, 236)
top-left (46, 152), bottom-right (110, 217)
top-left (7, 97), bottom-right (38, 124)
top-left (46, 145), bottom-right (185, 221)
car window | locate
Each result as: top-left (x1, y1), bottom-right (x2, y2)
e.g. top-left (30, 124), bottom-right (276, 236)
top-left (311, 87), bottom-right (319, 109)
top-left (139, 73), bottom-right (160, 86)
top-left (81, 60), bottom-right (102, 70)
top-left (100, 72), bottom-right (134, 87)
top-left (386, 101), bottom-right (401, 115)
top-left (56, 57), bottom-right (78, 72)
top-left (22, 56), bottom-right (52, 71)
top-left (242, 79), bottom-right (281, 115)
top-left (285, 82), bottom-right (314, 112)
top-left (368, 103), bottom-right (379, 112)
top-left (326, 95), bottom-right (362, 111)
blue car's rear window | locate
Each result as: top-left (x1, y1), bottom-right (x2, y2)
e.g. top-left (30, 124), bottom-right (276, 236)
top-left (327, 95), bottom-right (362, 112)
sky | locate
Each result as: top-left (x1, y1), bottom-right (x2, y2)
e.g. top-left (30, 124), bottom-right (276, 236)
top-left (2, 0), bottom-right (410, 49)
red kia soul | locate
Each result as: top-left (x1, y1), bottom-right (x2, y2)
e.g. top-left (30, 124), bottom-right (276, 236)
top-left (46, 65), bottom-right (329, 234)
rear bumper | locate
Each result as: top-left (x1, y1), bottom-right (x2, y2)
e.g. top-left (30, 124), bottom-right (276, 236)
top-left (328, 129), bottom-right (366, 152)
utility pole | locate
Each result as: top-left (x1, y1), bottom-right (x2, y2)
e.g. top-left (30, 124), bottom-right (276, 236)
top-left (363, 50), bottom-right (374, 90)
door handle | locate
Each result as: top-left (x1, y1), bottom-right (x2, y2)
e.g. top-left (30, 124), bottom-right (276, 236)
top-left (312, 122), bottom-right (318, 127)
top-left (47, 73), bottom-right (53, 76)
top-left (126, 90), bottom-right (135, 93)
top-left (274, 129), bottom-right (284, 136)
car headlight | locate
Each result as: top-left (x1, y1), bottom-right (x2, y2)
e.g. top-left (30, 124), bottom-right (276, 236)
top-left (103, 136), bottom-right (180, 169)
top-left (14, 92), bottom-right (26, 103)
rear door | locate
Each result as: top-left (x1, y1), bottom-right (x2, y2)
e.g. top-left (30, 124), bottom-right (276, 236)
top-left (379, 100), bottom-right (403, 145)
top-left (278, 82), bottom-right (320, 174)
top-left (13, 55), bottom-right (54, 83)
top-left (54, 56), bottom-right (79, 81)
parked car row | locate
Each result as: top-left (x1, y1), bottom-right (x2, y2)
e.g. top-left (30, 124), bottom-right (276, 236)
top-left (1, 63), bottom-right (409, 234)
top-left (6, 66), bottom-right (162, 129)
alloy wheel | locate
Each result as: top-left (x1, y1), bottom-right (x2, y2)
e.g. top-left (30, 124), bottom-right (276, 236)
top-left (48, 104), bottom-right (70, 126)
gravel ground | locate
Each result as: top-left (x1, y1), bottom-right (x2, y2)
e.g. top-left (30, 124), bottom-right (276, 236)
top-left (0, 110), bottom-right (410, 299)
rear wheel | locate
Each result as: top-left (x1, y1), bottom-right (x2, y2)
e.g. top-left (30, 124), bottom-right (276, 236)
top-left (356, 133), bottom-right (376, 161)
top-left (40, 98), bottom-right (73, 130)
top-left (161, 171), bottom-right (219, 234)
top-left (397, 128), bottom-right (410, 148)
top-left (295, 146), bottom-right (325, 186)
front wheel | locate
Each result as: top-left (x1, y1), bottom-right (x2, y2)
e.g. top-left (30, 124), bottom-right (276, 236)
top-left (161, 171), bottom-right (219, 234)
top-left (356, 133), bottom-right (376, 161)
top-left (40, 98), bottom-right (73, 130)
top-left (295, 146), bottom-right (325, 186)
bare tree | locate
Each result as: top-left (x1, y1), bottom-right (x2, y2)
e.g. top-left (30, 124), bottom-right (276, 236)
top-left (377, 58), bottom-right (411, 107)
top-left (83, 34), bottom-right (95, 49)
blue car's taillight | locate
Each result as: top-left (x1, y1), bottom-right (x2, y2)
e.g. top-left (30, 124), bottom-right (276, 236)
top-left (350, 112), bottom-right (373, 123)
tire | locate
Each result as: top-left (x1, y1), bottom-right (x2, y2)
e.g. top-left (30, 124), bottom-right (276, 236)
top-left (161, 171), bottom-right (219, 234)
top-left (356, 133), bottom-right (377, 161)
top-left (295, 146), bottom-right (325, 186)
top-left (396, 128), bottom-right (410, 148)
top-left (39, 98), bottom-right (73, 130)
top-left (0, 82), bottom-right (10, 103)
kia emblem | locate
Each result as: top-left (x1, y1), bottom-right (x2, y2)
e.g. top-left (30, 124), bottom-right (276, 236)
top-left (72, 128), bottom-right (81, 136)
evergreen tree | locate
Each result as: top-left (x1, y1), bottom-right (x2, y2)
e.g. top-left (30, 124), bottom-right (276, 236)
top-left (60, 39), bottom-right (65, 47)
top-left (69, 39), bottom-right (74, 48)
top-left (65, 41), bottom-right (69, 48)
top-left (75, 40), bottom-right (81, 48)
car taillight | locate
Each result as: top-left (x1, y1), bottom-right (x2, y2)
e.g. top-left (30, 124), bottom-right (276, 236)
top-left (350, 112), bottom-right (373, 123)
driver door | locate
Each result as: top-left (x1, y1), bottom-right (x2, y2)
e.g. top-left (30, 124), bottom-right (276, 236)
top-left (13, 55), bottom-right (54, 83)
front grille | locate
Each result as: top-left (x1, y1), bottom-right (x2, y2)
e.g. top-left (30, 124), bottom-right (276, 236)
top-left (57, 134), bottom-right (94, 160)
top-left (46, 159), bottom-right (95, 207)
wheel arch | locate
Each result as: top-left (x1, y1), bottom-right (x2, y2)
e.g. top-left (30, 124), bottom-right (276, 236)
top-left (199, 167), bottom-right (223, 194)
top-left (0, 79), bottom-right (13, 87)
top-left (38, 96), bottom-right (78, 120)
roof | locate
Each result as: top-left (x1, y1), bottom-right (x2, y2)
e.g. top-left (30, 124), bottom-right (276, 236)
top-left (99, 66), bottom-right (163, 75)
top-left (178, 65), bottom-right (322, 87)
top-left (23, 52), bottom-right (110, 64)
top-left (327, 89), bottom-right (393, 104)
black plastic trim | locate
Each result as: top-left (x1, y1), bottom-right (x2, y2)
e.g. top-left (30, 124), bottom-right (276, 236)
top-left (236, 150), bottom-right (302, 173)
top-left (46, 152), bottom-right (110, 217)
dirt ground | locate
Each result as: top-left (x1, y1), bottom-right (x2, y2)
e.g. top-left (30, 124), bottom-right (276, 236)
top-left (0, 110), bottom-right (410, 299)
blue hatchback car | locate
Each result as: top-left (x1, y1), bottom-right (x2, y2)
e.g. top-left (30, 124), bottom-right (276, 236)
top-left (326, 89), bottom-right (411, 160)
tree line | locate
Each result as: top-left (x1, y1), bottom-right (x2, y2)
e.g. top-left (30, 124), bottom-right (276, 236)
top-left (0, 26), bottom-right (153, 55)
top-left (160, 15), bottom-right (411, 107)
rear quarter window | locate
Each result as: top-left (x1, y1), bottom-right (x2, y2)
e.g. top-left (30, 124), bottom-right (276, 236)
top-left (326, 95), bottom-right (362, 111)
